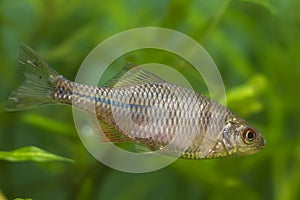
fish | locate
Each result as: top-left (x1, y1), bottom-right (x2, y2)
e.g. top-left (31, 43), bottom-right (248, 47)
top-left (6, 44), bottom-right (265, 159)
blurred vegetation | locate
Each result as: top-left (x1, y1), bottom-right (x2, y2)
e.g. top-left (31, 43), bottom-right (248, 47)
top-left (0, 0), bottom-right (300, 199)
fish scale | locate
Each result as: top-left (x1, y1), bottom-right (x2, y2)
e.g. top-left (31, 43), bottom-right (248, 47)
top-left (54, 77), bottom-right (223, 154)
top-left (6, 44), bottom-right (266, 159)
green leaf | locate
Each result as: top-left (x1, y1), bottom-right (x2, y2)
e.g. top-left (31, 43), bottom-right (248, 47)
top-left (14, 198), bottom-right (33, 200)
top-left (21, 113), bottom-right (75, 136)
top-left (0, 191), bottom-right (8, 200)
top-left (223, 75), bottom-right (267, 116)
top-left (0, 146), bottom-right (74, 163)
top-left (241, 0), bottom-right (277, 15)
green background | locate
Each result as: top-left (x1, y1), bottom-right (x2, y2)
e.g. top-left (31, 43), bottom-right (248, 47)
top-left (1, 0), bottom-right (300, 199)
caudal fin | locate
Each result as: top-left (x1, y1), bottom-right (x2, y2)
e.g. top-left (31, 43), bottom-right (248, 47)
top-left (6, 44), bottom-right (59, 111)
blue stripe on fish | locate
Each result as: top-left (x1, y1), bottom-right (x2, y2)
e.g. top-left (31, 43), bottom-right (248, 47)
top-left (73, 92), bottom-right (145, 109)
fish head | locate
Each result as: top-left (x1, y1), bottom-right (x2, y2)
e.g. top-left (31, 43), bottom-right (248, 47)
top-left (205, 114), bottom-right (265, 159)
top-left (224, 114), bottom-right (265, 157)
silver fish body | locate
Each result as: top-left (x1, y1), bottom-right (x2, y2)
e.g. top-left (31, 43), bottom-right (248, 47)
top-left (7, 44), bottom-right (265, 159)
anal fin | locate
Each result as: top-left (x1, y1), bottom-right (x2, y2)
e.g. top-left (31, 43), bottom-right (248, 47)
top-left (98, 118), bottom-right (133, 143)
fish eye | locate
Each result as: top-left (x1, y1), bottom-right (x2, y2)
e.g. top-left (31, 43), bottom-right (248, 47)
top-left (242, 128), bottom-right (256, 144)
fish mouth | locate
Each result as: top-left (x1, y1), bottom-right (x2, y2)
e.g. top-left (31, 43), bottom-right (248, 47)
top-left (257, 138), bottom-right (266, 149)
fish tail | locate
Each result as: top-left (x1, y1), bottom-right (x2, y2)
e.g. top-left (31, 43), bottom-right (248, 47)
top-left (6, 44), bottom-right (60, 111)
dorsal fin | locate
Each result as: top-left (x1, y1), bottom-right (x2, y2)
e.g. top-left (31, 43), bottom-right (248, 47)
top-left (103, 63), bottom-right (166, 88)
